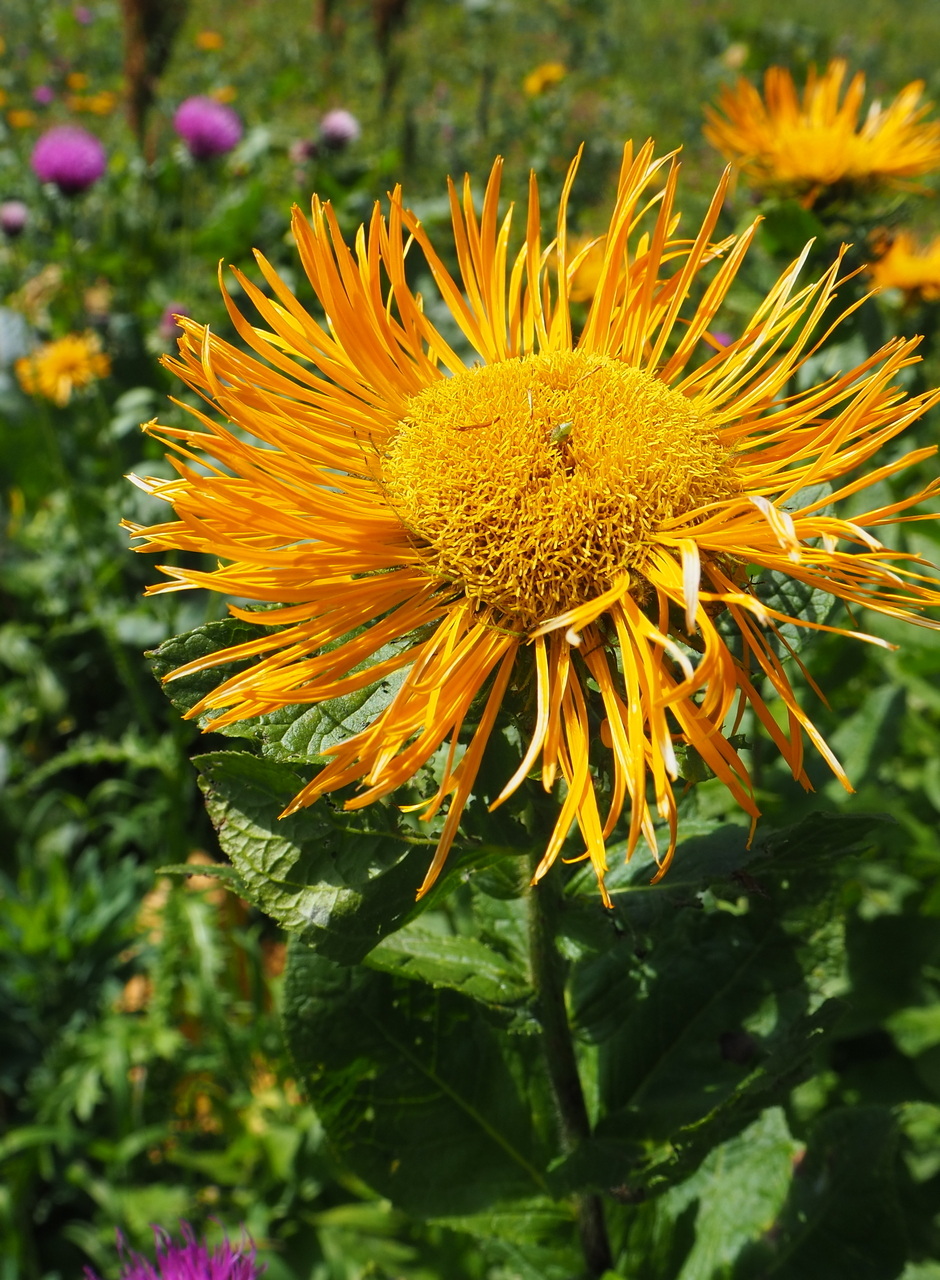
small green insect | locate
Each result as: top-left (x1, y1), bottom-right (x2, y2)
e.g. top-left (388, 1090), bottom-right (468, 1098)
top-left (548, 420), bottom-right (573, 445)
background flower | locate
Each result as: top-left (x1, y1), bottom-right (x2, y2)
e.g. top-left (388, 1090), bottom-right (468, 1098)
top-left (30, 124), bottom-right (107, 194)
top-left (16, 330), bottom-right (110, 404)
top-left (173, 95), bottom-right (243, 159)
top-left (704, 59), bottom-right (940, 204)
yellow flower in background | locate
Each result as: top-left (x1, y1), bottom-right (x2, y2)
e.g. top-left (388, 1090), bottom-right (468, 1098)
top-left (16, 331), bottom-right (110, 406)
top-left (566, 233), bottom-right (607, 303)
top-left (85, 90), bottom-right (118, 115)
top-left (195, 30), bottom-right (224, 50)
top-left (704, 59), bottom-right (940, 205)
top-left (66, 71), bottom-right (90, 91)
top-left (523, 61), bottom-right (566, 97)
top-left (128, 142), bottom-right (940, 903)
top-left (0, 89), bottom-right (7, 108)
top-left (7, 109), bottom-right (37, 129)
top-left (210, 85), bottom-right (237, 104)
top-left (868, 231), bottom-right (940, 301)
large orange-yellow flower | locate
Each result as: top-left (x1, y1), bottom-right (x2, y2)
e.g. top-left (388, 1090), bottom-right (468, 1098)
top-left (704, 59), bottom-right (940, 205)
top-left (127, 141), bottom-right (940, 904)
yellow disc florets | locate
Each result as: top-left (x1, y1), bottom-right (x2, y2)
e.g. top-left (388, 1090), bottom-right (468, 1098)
top-left (383, 350), bottom-right (739, 627)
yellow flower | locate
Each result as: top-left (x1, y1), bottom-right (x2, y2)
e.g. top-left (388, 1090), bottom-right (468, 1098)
top-left (127, 142), bottom-right (940, 903)
top-left (523, 61), bottom-right (566, 97)
top-left (7, 108), bottom-right (37, 129)
top-left (85, 89), bottom-right (118, 115)
top-left (16, 331), bottom-right (110, 406)
top-left (210, 85), bottom-right (237, 104)
top-left (66, 71), bottom-right (90, 91)
top-left (704, 59), bottom-right (940, 205)
top-left (195, 29), bottom-right (224, 50)
top-left (566, 233), bottom-right (608, 303)
top-left (868, 230), bottom-right (940, 301)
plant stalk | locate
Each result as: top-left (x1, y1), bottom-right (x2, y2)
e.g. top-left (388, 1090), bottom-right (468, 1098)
top-left (528, 861), bottom-right (614, 1278)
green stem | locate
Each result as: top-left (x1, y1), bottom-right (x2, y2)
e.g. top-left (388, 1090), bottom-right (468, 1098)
top-left (528, 860), bottom-right (613, 1279)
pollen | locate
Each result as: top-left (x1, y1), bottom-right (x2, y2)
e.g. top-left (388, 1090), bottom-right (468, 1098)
top-left (383, 350), bottom-right (738, 627)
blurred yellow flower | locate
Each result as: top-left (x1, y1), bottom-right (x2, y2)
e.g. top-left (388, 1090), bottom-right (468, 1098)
top-left (523, 61), bottom-right (566, 96)
top-left (195, 30), bottom-right (223, 50)
top-left (129, 143), bottom-right (940, 903)
top-left (16, 331), bottom-right (110, 406)
top-left (868, 231), bottom-right (940, 301)
top-left (566, 233), bottom-right (607, 303)
top-left (7, 109), bottom-right (37, 129)
top-left (66, 71), bottom-right (90, 91)
top-left (0, 89), bottom-right (7, 108)
top-left (85, 90), bottom-right (118, 115)
top-left (210, 85), bottom-right (237, 104)
top-left (704, 59), bottom-right (940, 205)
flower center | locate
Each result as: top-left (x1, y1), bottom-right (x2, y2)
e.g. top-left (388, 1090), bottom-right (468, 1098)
top-left (383, 350), bottom-right (738, 627)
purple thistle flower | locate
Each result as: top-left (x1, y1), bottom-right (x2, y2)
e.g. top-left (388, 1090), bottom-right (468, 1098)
top-left (31, 125), bottom-right (106, 195)
top-left (33, 85), bottom-right (56, 105)
top-left (85, 1223), bottom-right (263, 1280)
top-left (173, 97), bottom-right (243, 160)
top-left (73, 5), bottom-right (94, 22)
top-left (318, 108), bottom-right (360, 151)
top-left (0, 199), bottom-right (29, 237)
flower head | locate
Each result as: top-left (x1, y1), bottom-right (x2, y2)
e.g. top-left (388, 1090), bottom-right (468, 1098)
top-left (128, 143), bottom-right (940, 903)
top-left (16, 330), bottom-right (109, 404)
top-left (704, 59), bottom-right (940, 205)
top-left (868, 230), bottom-right (940, 302)
top-left (0, 199), bottom-right (29, 237)
top-left (319, 107), bottom-right (360, 150)
top-left (523, 62), bottom-right (566, 97)
top-left (173, 96), bottom-right (242, 159)
top-left (85, 1223), bottom-right (262, 1280)
top-left (31, 124), bottom-right (106, 194)
top-left (33, 85), bottom-right (55, 105)
top-left (195, 29), bottom-right (224, 50)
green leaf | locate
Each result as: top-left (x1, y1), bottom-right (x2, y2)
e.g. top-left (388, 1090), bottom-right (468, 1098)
top-left (658, 1107), bottom-right (801, 1280)
top-left (365, 922), bottom-right (532, 1007)
top-left (557, 814), bottom-right (887, 1193)
top-left (148, 616), bottom-right (412, 762)
top-left (735, 1107), bottom-right (907, 1279)
top-left (146, 617), bottom-right (265, 733)
top-left (282, 939), bottom-right (558, 1223)
top-left (193, 750), bottom-right (438, 962)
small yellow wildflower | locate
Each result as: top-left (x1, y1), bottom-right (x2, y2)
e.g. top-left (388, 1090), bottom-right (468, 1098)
top-left (66, 71), bottom-right (90, 91)
top-left (16, 331), bottom-right (110, 406)
top-left (210, 85), bottom-right (237, 104)
top-left (7, 109), bottom-right (37, 129)
top-left (195, 30), bottom-right (224, 51)
top-left (523, 62), bottom-right (566, 97)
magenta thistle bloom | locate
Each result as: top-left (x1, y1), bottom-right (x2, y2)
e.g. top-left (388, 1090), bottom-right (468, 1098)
top-left (319, 107), bottom-right (361, 150)
top-left (73, 4), bottom-right (94, 22)
top-left (85, 1224), bottom-right (263, 1280)
top-left (33, 85), bottom-right (55, 105)
top-left (31, 125), bottom-right (106, 195)
top-left (173, 96), bottom-right (243, 159)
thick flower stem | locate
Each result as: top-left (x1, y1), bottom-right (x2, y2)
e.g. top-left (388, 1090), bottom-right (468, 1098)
top-left (527, 863), bottom-right (613, 1278)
